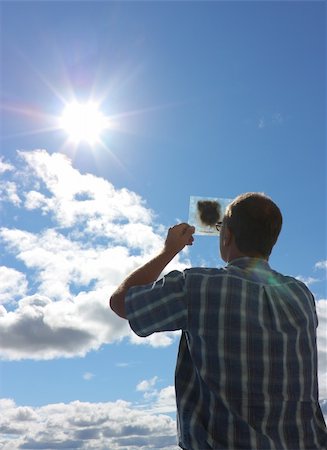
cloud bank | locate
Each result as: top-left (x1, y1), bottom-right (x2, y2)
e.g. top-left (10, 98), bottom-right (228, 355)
top-left (0, 390), bottom-right (325, 450)
top-left (0, 397), bottom-right (178, 450)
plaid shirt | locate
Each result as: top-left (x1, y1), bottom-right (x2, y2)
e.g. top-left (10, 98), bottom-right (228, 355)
top-left (125, 257), bottom-right (327, 450)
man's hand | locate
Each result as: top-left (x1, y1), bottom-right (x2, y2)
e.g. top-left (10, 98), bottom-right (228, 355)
top-left (164, 223), bottom-right (195, 255)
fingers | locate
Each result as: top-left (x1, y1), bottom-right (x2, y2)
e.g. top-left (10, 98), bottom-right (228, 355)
top-left (169, 223), bottom-right (194, 234)
top-left (165, 223), bottom-right (195, 253)
top-left (169, 223), bottom-right (195, 244)
top-left (187, 235), bottom-right (194, 246)
top-left (183, 225), bottom-right (195, 244)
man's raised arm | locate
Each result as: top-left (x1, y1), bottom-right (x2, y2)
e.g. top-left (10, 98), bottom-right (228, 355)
top-left (109, 223), bottom-right (195, 319)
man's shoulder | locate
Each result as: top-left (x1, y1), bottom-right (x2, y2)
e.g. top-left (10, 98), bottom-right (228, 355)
top-left (262, 267), bottom-right (314, 292)
top-left (185, 266), bottom-right (227, 276)
top-left (185, 263), bottom-right (313, 294)
top-left (182, 267), bottom-right (231, 285)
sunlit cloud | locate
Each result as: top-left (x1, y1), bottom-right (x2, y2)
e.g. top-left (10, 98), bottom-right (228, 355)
top-left (316, 260), bottom-right (327, 271)
top-left (129, 330), bottom-right (181, 348)
top-left (0, 149), bottom-right (190, 360)
top-left (295, 275), bottom-right (319, 286)
top-left (0, 266), bottom-right (28, 305)
top-left (0, 391), bottom-right (324, 450)
top-left (0, 180), bottom-right (21, 206)
top-left (135, 377), bottom-right (176, 414)
top-left (136, 376), bottom-right (159, 392)
top-left (0, 398), bottom-right (177, 450)
top-left (0, 156), bottom-right (14, 174)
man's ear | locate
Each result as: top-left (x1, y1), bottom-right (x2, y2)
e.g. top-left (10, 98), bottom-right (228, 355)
top-left (223, 226), bottom-right (233, 246)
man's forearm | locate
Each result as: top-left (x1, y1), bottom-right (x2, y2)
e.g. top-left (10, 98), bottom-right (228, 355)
top-left (109, 223), bottom-right (195, 319)
top-left (109, 248), bottom-right (177, 319)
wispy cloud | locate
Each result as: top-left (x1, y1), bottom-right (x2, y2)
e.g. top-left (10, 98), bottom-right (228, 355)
top-left (257, 112), bottom-right (285, 129)
top-left (316, 260), bottom-right (327, 271)
top-left (295, 275), bottom-right (319, 286)
top-left (271, 112), bottom-right (283, 125)
top-left (258, 117), bottom-right (265, 129)
top-left (83, 372), bottom-right (95, 381)
top-left (115, 362), bottom-right (138, 368)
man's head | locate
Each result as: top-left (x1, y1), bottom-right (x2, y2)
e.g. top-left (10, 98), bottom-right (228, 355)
top-left (219, 192), bottom-right (282, 262)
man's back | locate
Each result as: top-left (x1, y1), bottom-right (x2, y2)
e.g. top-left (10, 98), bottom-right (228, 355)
top-left (175, 257), bottom-right (326, 449)
top-left (113, 194), bottom-right (327, 449)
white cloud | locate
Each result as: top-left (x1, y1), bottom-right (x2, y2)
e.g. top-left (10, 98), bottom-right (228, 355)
top-left (258, 118), bottom-right (265, 129)
top-left (0, 395), bottom-right (324, 450)
top-left (136, 376), bottom-right (159, 392)
top-left (0, 181), bottom-right (21, 206)
top-left (0, 288), bottom-right (132, 360)
top-left (0, 398), bottom-right (178, 450)
top-left (257, 113), bottom-right (285, 130)
top-left (0, 226), bottom-right (134, 300)
top-left (0, 157), bottom-right (14, 173)
top-left (142, 385), bottom-right (176, 415)
top-left (130, 331), bottom-right (181, 348)
top-left (316, 260), bottom-right (327, 271)
top-left (135, 377), bottom-right (176, 414)
top-left (295, 275), bottom-right (319, 286)
top-left (116, 362), bottom-right (136, 368)
top-left (0, 266), bottom-right (28, 304)
top-left (154, 386), bottom-right (176, 414)
top-left (83, 372), bottom-right (95, 381)
top-left (18, 149), bottom-right (154, 231)
top-left (272, 112), bottom-right (283, 125)
top-left (0, 150), bottom-right (189, 360)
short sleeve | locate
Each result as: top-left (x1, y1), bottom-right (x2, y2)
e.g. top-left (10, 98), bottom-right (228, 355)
top-left (125, 270), bottom-right (188, 337)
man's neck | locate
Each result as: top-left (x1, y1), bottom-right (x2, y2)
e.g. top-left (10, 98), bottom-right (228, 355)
top-left (225, 249), bottom-right (268, 263)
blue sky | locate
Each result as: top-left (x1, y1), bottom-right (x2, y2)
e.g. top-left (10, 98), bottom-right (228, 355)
top-left (0, 1), bottom-right (326, 449)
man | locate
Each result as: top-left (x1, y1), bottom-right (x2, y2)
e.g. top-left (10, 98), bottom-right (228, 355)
top-left (110, 192), bottom-right (327, 450)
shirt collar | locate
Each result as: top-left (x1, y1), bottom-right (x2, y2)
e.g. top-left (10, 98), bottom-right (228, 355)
top-left (227, 257), bottom-right (271, 271)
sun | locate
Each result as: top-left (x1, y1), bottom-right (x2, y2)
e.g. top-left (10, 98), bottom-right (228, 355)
top-left (59, 101), bottom-right (109, 145)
